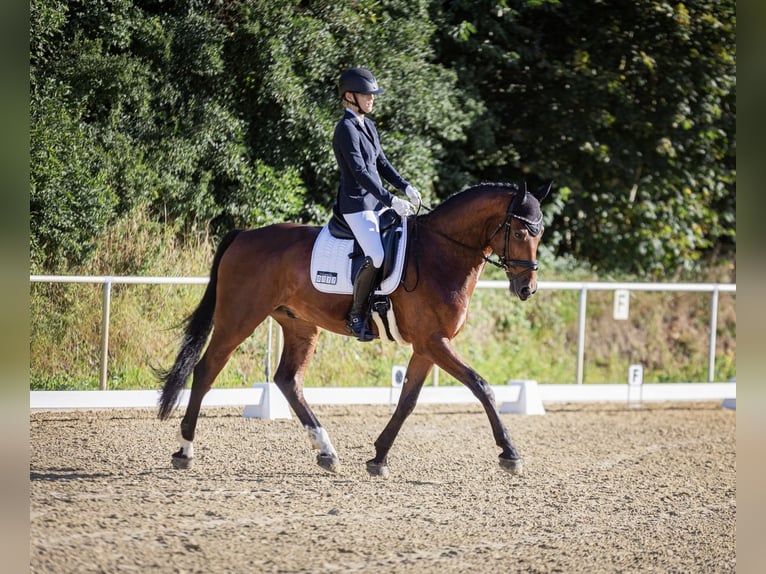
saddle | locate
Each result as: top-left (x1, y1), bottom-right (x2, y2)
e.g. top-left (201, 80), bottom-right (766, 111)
top-left (309, 206), bottom-right (408, 297)
top-left (327, 205), bottom-right (403, 281)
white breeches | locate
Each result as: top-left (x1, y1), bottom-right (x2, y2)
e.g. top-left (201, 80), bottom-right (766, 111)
top-left (343, 209), bottom-right (385, 268)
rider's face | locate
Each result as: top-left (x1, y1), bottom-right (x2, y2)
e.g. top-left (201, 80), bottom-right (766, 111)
top-left (347, 92), bottom-right (374, 114)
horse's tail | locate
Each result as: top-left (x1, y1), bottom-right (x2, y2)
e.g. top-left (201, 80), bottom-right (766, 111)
top-left (156, 229), bottom-right (242, 420)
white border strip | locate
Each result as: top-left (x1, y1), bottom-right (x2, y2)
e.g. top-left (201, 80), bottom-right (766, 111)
top-left (30, 383), bottom-right (736, 410)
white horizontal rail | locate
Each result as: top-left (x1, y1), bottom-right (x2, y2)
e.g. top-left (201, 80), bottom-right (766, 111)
top-left (480, 280), bottom-right (736, 293)
top-left (30, 275), bottom-right (736, 389)
top-left (30, 275), bottom-right (209, 285)
top-left (31, 275), bottom-right (737, 293)
top-left (30, 382), bottom-right (737, 410)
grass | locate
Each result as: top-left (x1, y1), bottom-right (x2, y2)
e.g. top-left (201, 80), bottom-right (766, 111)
top-left (30, 212), bottom-right (737, 390)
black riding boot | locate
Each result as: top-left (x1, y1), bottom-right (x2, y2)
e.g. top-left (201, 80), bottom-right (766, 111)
top-left (347, 256), bottom-right (380, 342)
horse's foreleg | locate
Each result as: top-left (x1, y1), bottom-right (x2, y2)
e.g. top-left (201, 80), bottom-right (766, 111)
top-left (367, 354), bottom-right (433, 478)
top-left (427, 338), bottom-right (522, 475)
top-left (273, 321), bottom-right (339, 473)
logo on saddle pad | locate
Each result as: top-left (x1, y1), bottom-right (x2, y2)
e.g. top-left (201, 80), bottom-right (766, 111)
top-left (310, 215), bottom-right (408, 296)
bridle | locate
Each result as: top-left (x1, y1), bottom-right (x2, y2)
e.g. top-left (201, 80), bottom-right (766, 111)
top-left (482, 197), bottom-right (540, 281)
top-left (403, 193), bottom-right (541, 292)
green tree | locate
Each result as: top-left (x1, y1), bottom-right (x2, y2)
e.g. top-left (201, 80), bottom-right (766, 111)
top-left (30, 0), bottom-right (734, 278)
top-left (432, 0), bottom-right (735, 277)
top-left (221, 0), bottom-right (475, 211)
top-left (30, 78), bottom-right (117, 271)
top-left (30, 0), bottom-right (474, 270)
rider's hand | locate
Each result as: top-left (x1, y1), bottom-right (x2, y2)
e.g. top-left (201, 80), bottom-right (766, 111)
top-left (391, 196), bottom-right (414, 217)
top-left (405, 185), bottom-right (421, 205)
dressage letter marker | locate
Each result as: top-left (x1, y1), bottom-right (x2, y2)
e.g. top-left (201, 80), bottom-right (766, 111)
top-left (627, 364), bottom-right (643, 407)
top-left (389, 365), bottom-right (406, 412)
top-left (391, 365), bottom-right (405, 388)
top-left (613, 289), bottom-right (630, 320)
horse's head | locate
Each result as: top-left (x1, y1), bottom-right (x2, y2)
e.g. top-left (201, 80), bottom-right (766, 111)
top-left (490, 183), bottom-right (551, 301)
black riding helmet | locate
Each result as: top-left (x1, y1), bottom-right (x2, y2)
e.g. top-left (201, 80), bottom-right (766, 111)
top-left (338, 67), bottom-right (384, 98)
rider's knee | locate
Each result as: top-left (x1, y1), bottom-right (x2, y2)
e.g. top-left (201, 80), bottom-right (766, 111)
top-left (369, 250), bottom-right (384, 268)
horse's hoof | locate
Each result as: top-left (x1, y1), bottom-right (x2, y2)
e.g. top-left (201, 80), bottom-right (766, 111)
top-left (366, 459), bottom-right (389, 479)
top-left (171, 450), bottom-right (193, 470)
top-left (499, 457), bottom-right (522, 475)
top-left (317, 453), bottom-right (339, 473)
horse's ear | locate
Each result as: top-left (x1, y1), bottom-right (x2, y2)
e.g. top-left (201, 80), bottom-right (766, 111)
top-left (532, 181), bottom-right (553, 203)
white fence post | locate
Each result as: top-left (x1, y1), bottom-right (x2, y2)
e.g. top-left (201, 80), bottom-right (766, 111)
top-left (100, 279), bottom-right (112, 391)
top-left (708, 286), bottom-right (720, 382)
top-left (576, 286), bottom-right (588, 385)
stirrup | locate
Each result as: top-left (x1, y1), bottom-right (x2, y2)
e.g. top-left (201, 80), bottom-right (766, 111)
top-left (348, 316), bottom-right (375, 342)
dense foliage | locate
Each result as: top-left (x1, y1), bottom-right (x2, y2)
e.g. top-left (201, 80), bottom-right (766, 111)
top-left (30, 0), bottom-right (735, 278)
top-left (431, 0), bottom-right (736, 276)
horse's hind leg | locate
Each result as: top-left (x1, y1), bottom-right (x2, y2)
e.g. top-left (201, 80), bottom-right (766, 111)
top-left (173, 282), bottom-right (274, 468)
top-left (366, 353), bottom-right (433, 478)
top-left (273, 319), bottom-right (340, 472)
top-left (172, 328), bottom-right (248, 468)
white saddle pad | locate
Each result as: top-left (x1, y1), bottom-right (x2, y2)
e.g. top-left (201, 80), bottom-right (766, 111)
top-left (310, 223), bottom-right (407, 295)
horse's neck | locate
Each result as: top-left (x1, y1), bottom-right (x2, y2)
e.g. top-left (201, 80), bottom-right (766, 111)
top-left (414, 190), bottom-right (510, 296)
top-left (425, 192), bottom-right (506, 249)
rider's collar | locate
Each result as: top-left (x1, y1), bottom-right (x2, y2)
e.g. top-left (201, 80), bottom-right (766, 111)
top-left (345, 107), bottom-right (366, 126)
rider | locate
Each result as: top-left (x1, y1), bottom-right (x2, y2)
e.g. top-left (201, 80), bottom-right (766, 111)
top-left (332, 67), bottom-right (421, 342)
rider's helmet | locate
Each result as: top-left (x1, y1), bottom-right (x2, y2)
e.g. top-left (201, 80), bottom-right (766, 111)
top-left (338, 68), bottom-right (384, 97)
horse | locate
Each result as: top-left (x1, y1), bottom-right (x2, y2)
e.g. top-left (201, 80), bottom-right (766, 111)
top-left (157, 181), bottom-right (551, 477)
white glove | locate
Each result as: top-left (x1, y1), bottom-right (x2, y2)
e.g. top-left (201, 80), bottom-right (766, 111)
top-left (391, 196), bottom-right (414, 217)
top-left (405, 185), bottom-right (422, 205)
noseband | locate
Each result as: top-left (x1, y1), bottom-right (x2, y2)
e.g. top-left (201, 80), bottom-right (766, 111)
top-left (483, 197), bottom-right (540, 280)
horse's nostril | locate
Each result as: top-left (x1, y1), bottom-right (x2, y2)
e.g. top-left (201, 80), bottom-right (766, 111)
top-left (520, 286), bottom-right (531, 299)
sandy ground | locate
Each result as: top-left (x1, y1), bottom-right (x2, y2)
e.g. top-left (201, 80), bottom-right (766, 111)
top-left (30, 401), bottom-right (735, 573)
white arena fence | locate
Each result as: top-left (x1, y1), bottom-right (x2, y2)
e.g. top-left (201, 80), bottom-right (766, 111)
top-left (30, 275), bottom-right (735, 394)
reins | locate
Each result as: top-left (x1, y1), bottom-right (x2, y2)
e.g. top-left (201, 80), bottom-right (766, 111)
top-left (401, 215), bottom-right (421, 292)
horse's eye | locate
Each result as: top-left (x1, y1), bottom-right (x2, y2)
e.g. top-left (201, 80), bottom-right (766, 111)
top-left (513, 231), bottom-right (524, 240)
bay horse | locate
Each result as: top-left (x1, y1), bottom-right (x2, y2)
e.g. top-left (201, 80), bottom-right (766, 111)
top-left (157, 182), bottom-right (551, 477)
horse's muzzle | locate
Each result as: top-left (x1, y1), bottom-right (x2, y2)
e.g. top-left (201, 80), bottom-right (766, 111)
top-left (506, 264), bottom-right (538, 301)
top-left (519, 285), bottom-right (534, 300)
top-left (510, 279), bottom-right (537, 301)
